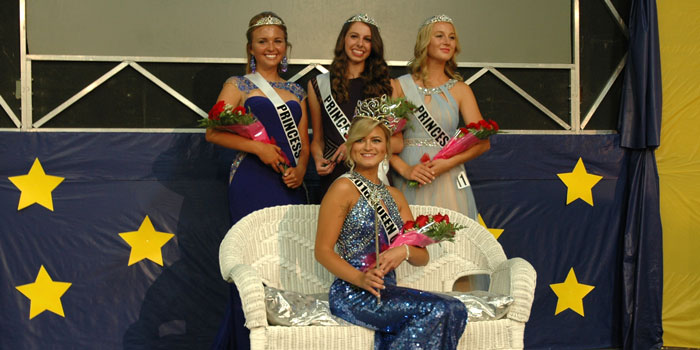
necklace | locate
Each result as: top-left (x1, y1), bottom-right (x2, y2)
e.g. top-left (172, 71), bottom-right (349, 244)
top-left (417, 79), bottom-right (457, 96)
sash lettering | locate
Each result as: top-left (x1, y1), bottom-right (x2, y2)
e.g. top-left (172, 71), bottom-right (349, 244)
top-left (318, 73), bottom-right (351, 140)
top-left (245, 73), bottom-right (302, 163)
top-left (347, 175), bottom-right (401, 243)
top-left (399, 74), bottom-right (451, 148)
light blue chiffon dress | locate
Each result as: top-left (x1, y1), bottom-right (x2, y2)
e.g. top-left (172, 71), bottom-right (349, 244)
top-left (394, 74), bottom-right (478, 220)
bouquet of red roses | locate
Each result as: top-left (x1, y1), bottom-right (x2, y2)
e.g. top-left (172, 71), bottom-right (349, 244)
top-left (199, 101), bottom-right (291, 168)
top-left (391, 213), bottom-right (465, 247)
top-left (361, 213), bottom-right (464, 271)
top-left (408, 119), bottom-right (500, 187)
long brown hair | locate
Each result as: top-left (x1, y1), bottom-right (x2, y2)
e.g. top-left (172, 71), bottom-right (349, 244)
top-left (407, 22), bottom-right (462, 85)
top-left (330, 21), bottom-right (392, 103)
top-left (245, 11), bottom-right (291, 74)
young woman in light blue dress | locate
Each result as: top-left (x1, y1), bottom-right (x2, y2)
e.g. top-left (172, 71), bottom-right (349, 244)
top-left (391, 14), bottom-right (489, 222)
top-left (391, 15), bottom-right (491, 291)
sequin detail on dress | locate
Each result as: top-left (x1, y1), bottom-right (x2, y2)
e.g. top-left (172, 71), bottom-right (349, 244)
top-left (329, 172), bottom-right (468, 349)
top-left (417, 79), bottom-right (457, 96)
top-left (227, 76), bottom-right (306, 101)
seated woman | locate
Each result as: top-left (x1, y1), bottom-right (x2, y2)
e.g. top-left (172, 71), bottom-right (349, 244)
top-left (314, 99), bottom-right (468, 349)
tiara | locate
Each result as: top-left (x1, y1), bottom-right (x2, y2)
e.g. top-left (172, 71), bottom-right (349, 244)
top-left (422, 14), bottom-right (453, 28)
top-left (345, 13), bottom-right (378, 29)
top-left (250, 15), bottom-right (285, 29)
top-left (354, 95), bottom-right (415, 132)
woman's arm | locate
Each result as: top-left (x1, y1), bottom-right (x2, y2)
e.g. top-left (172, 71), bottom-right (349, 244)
top-left (390, 78), bottom-right (403, 98)
top-left (306, 80), bottom-right (336, 175)
top-left (376, 187), bottom-right (429, 273)
top-left (315, 179), bottom-right (385, 297)
top-left (389, 153), bottom-right (436, 186)
top-left (205, 82), bottom-right (288, 173)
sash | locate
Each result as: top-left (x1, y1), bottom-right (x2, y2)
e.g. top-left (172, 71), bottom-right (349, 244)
top-left (245, 73), bottom-right (302, 164)
top-left (398, 74), bottom-right (450, 147)
top-left (343, 174), bottom-right (401, 243)
top-left (317, 73), bottom-right (351, 141)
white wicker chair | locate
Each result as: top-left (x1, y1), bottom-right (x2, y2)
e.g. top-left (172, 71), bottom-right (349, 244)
top-left (219, 204), bottom-right (536, 349)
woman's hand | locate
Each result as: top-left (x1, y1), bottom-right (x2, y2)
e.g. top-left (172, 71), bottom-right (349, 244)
top-left (403, 162), bottom-right (435, 186)
top-left (282, 165), bottom-right (305, 188)
top-left (426, 158), bottom-right (453, 179)
top-left (376, 245), bottom-right (408, 274)
top-left (330, 144), bottom-right (347, 164)
top-left (255, 142), bottom-right (287, 173)
top-left (313, 152), bottom-right (335, 176)
top-left (358, 268), bottom-right (385, 298)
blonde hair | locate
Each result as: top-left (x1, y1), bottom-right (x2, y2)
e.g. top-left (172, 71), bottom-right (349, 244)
top-left (407, 21), bottom-right (462, 85)
top-left (343, 118), bottom-right (392, 170)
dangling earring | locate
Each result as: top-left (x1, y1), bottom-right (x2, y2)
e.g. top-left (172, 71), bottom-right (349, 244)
top-left (281, 56), bottom-right (288, 73)
top-left (250, 56), bottom-right (256, 73)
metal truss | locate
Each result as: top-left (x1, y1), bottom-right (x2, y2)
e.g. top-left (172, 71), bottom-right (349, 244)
top-left (3, 0), bottom-right (626, 135)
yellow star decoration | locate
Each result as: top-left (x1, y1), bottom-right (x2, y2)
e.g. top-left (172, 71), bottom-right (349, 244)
top-left (556, 157), bottom-right (603, 206)
top-left (119, 216), bottom-right (174, 266)
top-left (8, 158), bottom-right (65, 211)
top-left (15, 265), bottom-right (72, 319)
top-left (549, 267), bottom-right (595, 316)
top-left (477, 214), bottom-right (504, 239)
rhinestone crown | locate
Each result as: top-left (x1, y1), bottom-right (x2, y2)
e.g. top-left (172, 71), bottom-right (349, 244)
top-left (422, 14), bottom-right (453, 28)
top-left (354, 95), bottom-right (397, 128)
top-left (346, 13), bottom-right (378, 29)
top-left (250, 15), bottom-right (285, 29)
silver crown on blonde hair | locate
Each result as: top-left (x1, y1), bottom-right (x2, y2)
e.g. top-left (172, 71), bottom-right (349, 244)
top-left (422, 14), bottom-right (453, 28)
top-left (345, 13), bottom-right (378, 29)
top-left (354, 95), bottom-right (398, 129)
top-left (249, 15), bottom-right (285, 29)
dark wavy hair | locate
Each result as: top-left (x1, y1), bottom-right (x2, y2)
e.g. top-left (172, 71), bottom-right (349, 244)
top-left (245, 11), bottom-right (291, 74)
top-left (329, 21), bottom-right (392, 103)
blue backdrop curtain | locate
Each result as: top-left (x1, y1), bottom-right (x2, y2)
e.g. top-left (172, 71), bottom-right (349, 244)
top-left (618, 0), bottom-right (664, 348)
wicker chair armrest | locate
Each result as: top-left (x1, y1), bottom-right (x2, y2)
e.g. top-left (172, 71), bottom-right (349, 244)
top-left (490, 257), bottom-right (537, 323)
top-left (227, 264), bottom-right (268, 329)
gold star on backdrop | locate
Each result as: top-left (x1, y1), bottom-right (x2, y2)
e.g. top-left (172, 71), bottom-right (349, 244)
top-left (478, 214), bottom-right (504, 239)
top-left (15, 265), bottom-right (72, 319)
top-left (119, 216), bottom-right (174, 266)
top-left (550, 267), bottom-right (595, 316)
top-left (8, 158), bottom-right (65, 211)
top-left (557, 157), bottom-right (602, 206)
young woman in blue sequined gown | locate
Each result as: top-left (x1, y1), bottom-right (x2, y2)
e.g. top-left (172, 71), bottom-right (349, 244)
top-left (206, 12), bottom-right (309, 350)
top-left (315, 116), bottom-right (467, 350)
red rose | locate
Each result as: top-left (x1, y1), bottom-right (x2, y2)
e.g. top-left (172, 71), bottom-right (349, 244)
top-left (459, 127), bottom-right (469, 135)
top-left (479, 119), bottom-right (490, 128)
top-left (433, 214), bottom-right (445, 223)
top-left (415, 215), bottom-right (429, 227)
top-left (233, 106), bottom-right (247, 115)
top-left (420, 153), bottom-right (431, 163)
top-left (470, 122), bottom-right (481, 130)
top-left (208, 101), bottom-right (226, 120)
top-left (489, 120), bottom-right (499, 131)
top-left (402, 220), bottom-right (416, 230)
top-left (443, 214), bottom-right (450, 223)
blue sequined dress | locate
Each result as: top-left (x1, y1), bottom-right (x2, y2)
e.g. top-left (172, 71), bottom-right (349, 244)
top-left (329, 172), bottom-right (467, 350)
